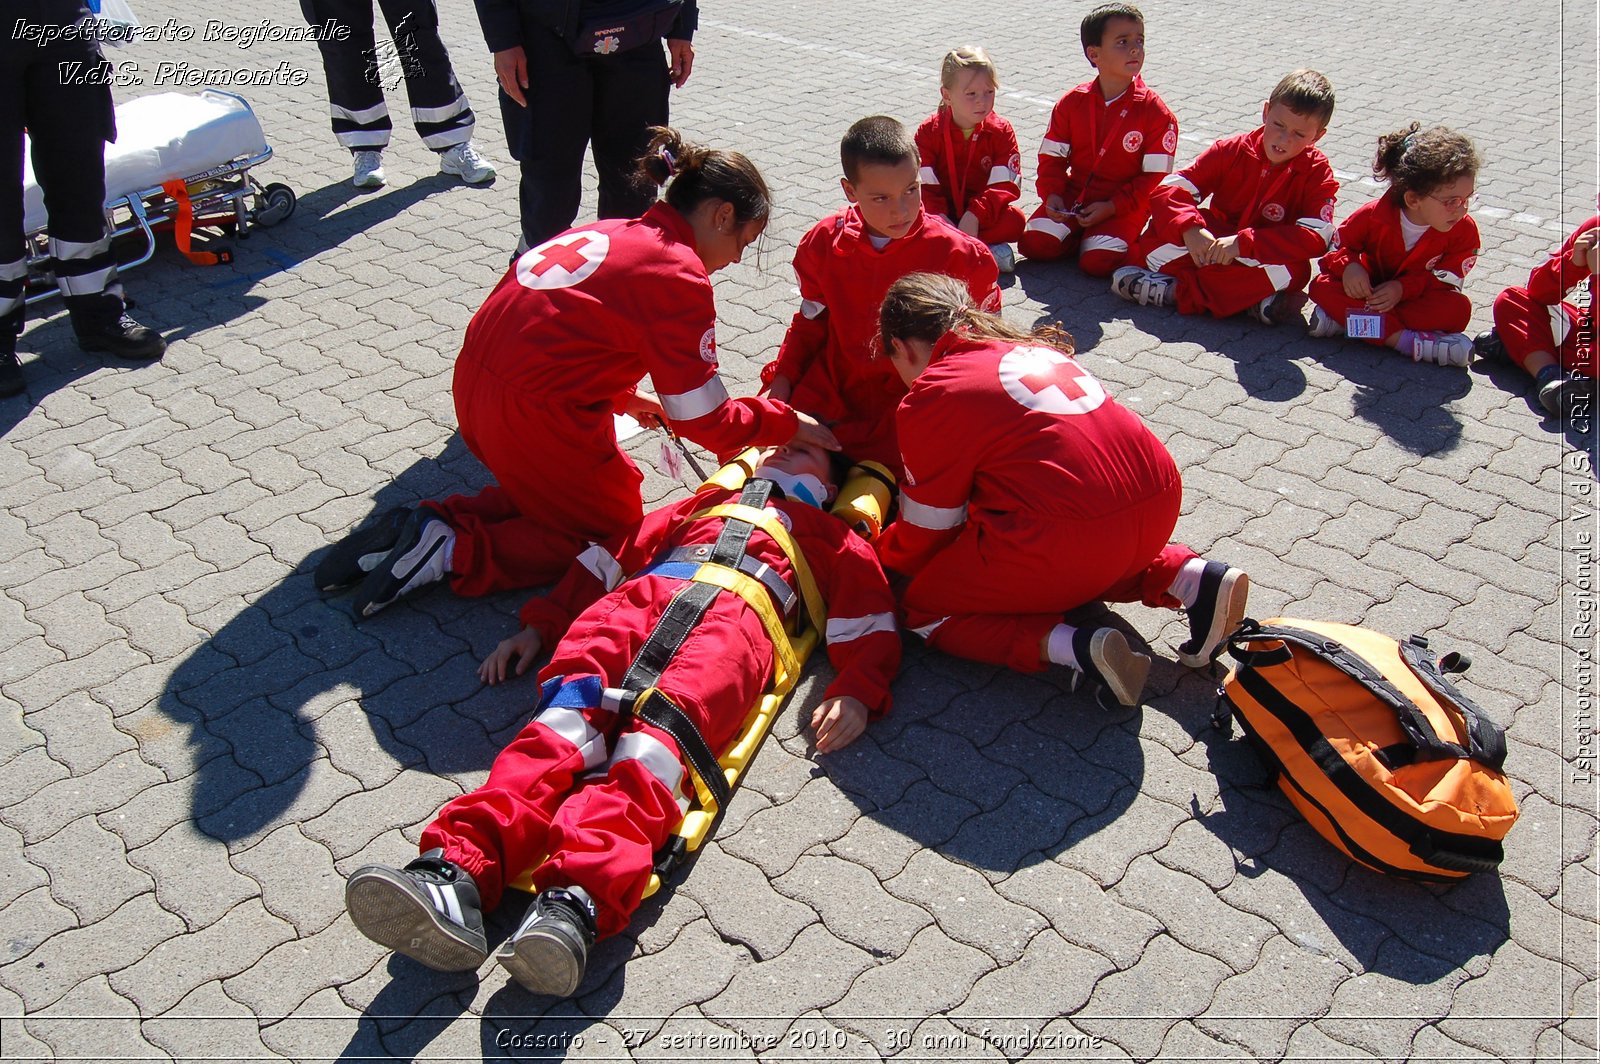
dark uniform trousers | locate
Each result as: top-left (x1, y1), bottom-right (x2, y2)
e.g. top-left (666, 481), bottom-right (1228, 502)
top-left (1, 0), bottom-right (127, 343)
top-left (300, 0), bottom-right (477, 152)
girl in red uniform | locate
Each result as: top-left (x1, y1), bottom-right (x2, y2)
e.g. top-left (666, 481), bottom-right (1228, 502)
top-left (875, 273), bottom-right (1249, 706)
top-left (318, 128), bottom-right (838, 617)
top-left (914, 46), bottom-right (1027, 272)
top-left (1308, 124), bottom-right (1482, 366)
top-left (1478, 214), bottom-right (1598, 415)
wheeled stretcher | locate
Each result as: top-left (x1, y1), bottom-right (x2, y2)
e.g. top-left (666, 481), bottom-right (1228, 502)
top-left (22, 89), bottom-right (295, 305)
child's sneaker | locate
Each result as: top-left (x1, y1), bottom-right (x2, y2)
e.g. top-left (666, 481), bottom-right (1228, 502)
top-left (1410, 331), bottom-right (1472, 367)
top-left (1248, 290), bottom-right (1307, 326)
top-left (495, 886), bottom-right (598, 997)
top-left (1066, 627), bottom-right (1152, 708)
top-left (989, 243), bottom-right (1016, 274)
top-left (352, 150), bottom-right (385, 189)
top-left (315, 506), bottom-right (414, 591)
top-left (1176, 561), bottom-right (1250, 667)
top-left (345, 850), bottom-right (487, 971)
top-left (353, 509), bottom-right (455, 618)
top-left (1536, 365), bottom-right (1594, 417)
top-left (440, 142), bottom-right (496, 185)
top-left (1110, 266), bottom-right (1176, 308)
top-left (1307, 306), bottom-right (1344, 338)
top-left (1472, 329), bottom-right (1508, 363)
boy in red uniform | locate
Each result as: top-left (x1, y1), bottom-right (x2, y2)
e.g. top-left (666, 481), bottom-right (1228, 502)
top-left (344, 443), bottom-right (900, 998)
top-left (1016, 3), bottom-right (1178, 277)
top-left (1309, 124), bottom-right (1482, 367)
top-left (914, 46), bottom-right (1026, 273)
top-left (763, 116), bottom-right (1000, 471)
top-left (1117, 69), bottom-right (1339, 324)
top-left (1477, 214), bottom-right (1599, 415)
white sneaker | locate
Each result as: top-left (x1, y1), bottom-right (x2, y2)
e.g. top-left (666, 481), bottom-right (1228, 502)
top-left (352, 511), bottom-right (456, 618)
top-left (989, 243), bottom-right (1016, 274)
top-left (1110, 265), bottom-right (1176, 308)
top-left (440, 142), bottom-right (496, 185)
top-left (352, 150), bottom-right (385, 189)
top-left (1410, 331), bottom-right (1472, 367)
top-left (1307, 306), bottom-right (1344, 338)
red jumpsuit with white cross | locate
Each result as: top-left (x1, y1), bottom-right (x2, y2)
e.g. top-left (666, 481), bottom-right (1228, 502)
top-left (877, 334), bottom-right (1195, 673)
top-left (761, 207), bottom-right (1000, 470)
top-left (427, 203), bottom-right (798, 596)
top-left (914, 108), bottom-right (1027, 245)
top-left (420, 482), bottom-right (900, 938)
top-left (1311, 195), bottom-right (1480, 338)
top-left (1017, 76), bottom-right (1178, 276)
top-left (1133, 128), bottom-right (1339, 317)
top-left (1490, 214), bottom-right (1599, 378)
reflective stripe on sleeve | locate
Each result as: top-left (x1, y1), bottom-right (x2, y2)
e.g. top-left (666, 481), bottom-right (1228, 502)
top-left (801, 298), bottom-right (826, 320)
top-left (1551, 304), bottom-right (1573, 347)
top-left (898, 495), bottom-right (968, 530)
top-left (918, 166), bottom-right (939, 185)
top-left (1159, 173), bottom-right (1200, 197)
top-left (578, 544), bottom-right (625, 591)
top-left (1144, 242), bottom-right (1188, 272)
top-left (1296, 217), bottom-right (1336, 249)
top-left (534, 705), bottom-right (609, 770)
top-left (411, 97), bottom-right (470, 124)
top-left (1141, 153), bottom-right (1174, 173)
top-left (988, 164), bottom-right (1017, 185)
top-left (1237, 257), bottom-right (1293, 292)
top-left (1432, 269), bottom-right (1464, 289)
top-left (1040, 138), bottom-right (1072, 158)
top-left (908, 617), bottom-right (947, 640)
top-left (659, 376), bottom-right (730, 422)
top-left (825, 612), bottom-right (897, 644)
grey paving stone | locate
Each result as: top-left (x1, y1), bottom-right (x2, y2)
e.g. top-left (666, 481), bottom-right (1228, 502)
top-left (1320, 935), bottom-right (1475, 1059)
top-left (126, 822), bottom-right (262, 933)
top-left (828, 924), bottom-right (994, 1053)
top-left (23, 816), bottom-right (152, 926)
top-left (0, 891), bottom-right (183, 1011)
top-left (109, 898), bottom-right (296, 1016)
top-left (225, 914), bottom-right (388, 1022)
top-left (583, 918), bottom-right (746, 1042)
top-left (256, 985), bottom-right (364, 1062)
top-left (2, 749), bottom-right (166, 845)
top-left (883, 849), bottom-right (1047, 966)
top-left (1197, 933), bottom-right (1352, 1059)
top-left (951, 929), bottom-right (1116, 1050)
top-left (233, 825), bottom-right (346, 937)
top-left (0, 885), bottom-right (77, 968)
top-left (0, 698), bottom-right (45, 770)
top-left (22, 975), bottom-right (174, 1063)
top-left (678, 843), bottom-right (815, 961)
top-left (718, 774), bottom-right (861, 877)
top-left (700, 923), bottom-right (873, 1047)
top-left (1112, 854), bottom-right (1275, 973)
top-left (1075, 934), bottom-right (1232, 1060)
top-left (773, 853), bottom-right (931, 960)
top-left (1436, 941), bottom-right (1579, 1060)
top-left (1, 640), bottom-right (150, 716)
top-left (27, 692), bottom-right (136, 776)
top-left (1053, 790), bottom-right (1191, 888)
top-left (140, 979), bottom-right (288, 1062)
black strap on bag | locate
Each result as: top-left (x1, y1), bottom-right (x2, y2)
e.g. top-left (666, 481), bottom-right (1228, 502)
top-left (1227, 623), bottom-right (1507, 770)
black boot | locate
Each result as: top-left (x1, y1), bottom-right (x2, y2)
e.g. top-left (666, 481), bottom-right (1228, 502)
top-left (0, 348), bottom-right (23, 398)
top-left (73, 310), bottom-right (165, 361)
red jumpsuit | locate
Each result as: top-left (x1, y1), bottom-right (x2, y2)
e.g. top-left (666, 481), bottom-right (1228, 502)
top-left (1311, 196), bottom-right (1479, 339)
top-left (914, 108), bottom-right (1026, 245)
top-left (1491, 214), bottom-right (1598, 378)
top-left (429, 203), bottom-right (798, 596)
top-left (1134, 128), bottom-right (1340, 318)
top-left (1018, 76), bottom-right (1178, 276)
top-left (878, 334), bottom-right (1196, 673)
top-left (421, 482), bottom-right (901, 937)
top-left (761, 207), bottom-right (1000, 469)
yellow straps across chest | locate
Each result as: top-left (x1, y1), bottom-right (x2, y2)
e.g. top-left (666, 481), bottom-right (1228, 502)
top-left (689, 501), bottom-right (829, 640)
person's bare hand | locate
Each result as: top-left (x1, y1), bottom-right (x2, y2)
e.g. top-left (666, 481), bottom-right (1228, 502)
top-left (790, 411), bottom-right (840, 452)
top-left (1572, 229), bottom-right (1600, 274)
top-left (479, 628), bottom-right (542, 685)
top-left (811, 696), bottom-right (868, 752)
top-left (1183, 226), bottom-right (1217, 266)
top-left (1342, 262), bottom-right (1374, 300)
top-left (494, 46), bottom-right (529, 107)
top-left (1044, 194), bottom-right (1074, 224)
top-left (1365, 280), bottom-right (1403, 314)
top-left (1074, 199), bottom-right (1115, 227)
top-left (666, 39), bottom-right (695, 88)
top-left (622, 390), bottom-right (665, 429)
top-left (1209, 234), bottom-right (1240, 265)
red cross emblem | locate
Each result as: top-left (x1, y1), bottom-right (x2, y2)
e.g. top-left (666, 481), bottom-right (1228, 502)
top-left (516, 231), bottom-right (609, 290)
top-left (999, 346), bottom-right (1106, 415)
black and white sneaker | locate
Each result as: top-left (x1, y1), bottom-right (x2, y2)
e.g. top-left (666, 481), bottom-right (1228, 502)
top-left (1177, 561), bottom-right (1250, 667)
top-left (346, 849), bottom-right (488, 971)
top-left (495, 886), bottom-right (597, 997)
top-left (1067, 627), bottom-right (1152, 708)
top-left (315, 506), bottom-right (413, 591)
top-left (352, 509), bottom-right (455, 618)
top-left (1472, 329), bottom-right (1507, 363)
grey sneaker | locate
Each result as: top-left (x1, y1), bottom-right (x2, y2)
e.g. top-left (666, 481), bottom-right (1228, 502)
top-left (346, 850), bottom-right (488, 971)
top-left (440, 142), bottom-right (496, 185)
top-left (495, 887), bottom-right (597, 997)
top-left (352, 509), bottom-right (455, 618)
top-left (1410, 331), bottom-right (1472, 367)
top-left (1307, 306), bottom-right (1345, 338)
top-left (1110, 265), bottom-right (1176, 308)
top-left (352, 150), bottom-right (385, 189)
top-left (1177, 561), bottom-right (1250, 667)
top-left (989, 242), bottom-right (1016, 274)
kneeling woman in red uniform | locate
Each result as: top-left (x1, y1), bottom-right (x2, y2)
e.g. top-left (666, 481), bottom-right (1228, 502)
top-left (875, 273), bottom-right (1249, 706)
top-left (317, 127), bottom-right (838, 616)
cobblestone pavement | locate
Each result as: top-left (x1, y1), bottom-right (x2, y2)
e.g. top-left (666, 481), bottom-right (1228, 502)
top-left (0, 1), bottom-right (1596, 1060)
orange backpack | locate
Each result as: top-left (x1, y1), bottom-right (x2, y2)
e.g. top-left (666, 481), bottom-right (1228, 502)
top-left (1216, 618), bottom-right (1519, 880)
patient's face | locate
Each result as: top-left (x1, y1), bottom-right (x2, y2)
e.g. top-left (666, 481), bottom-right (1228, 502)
top-left (758, 442), bottom-right (834, 489)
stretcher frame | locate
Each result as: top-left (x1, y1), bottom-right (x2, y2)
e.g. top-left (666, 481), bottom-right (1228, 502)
top-left (23, 90), bottom-right (295, 307)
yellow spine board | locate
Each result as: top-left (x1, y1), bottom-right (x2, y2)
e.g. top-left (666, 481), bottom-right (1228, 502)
top-left (510, 453), bottom-right (824, 899)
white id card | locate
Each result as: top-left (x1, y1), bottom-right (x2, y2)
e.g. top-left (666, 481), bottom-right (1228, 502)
top-left (1346, 312), bottom-right (1385, 339)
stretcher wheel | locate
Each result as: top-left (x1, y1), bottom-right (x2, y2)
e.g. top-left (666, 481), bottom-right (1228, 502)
top-left (255, 183), bottom-right (296, 227)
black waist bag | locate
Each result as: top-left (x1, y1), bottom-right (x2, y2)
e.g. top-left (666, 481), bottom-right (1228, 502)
top-left (571, 0), bottom-right (683, 55)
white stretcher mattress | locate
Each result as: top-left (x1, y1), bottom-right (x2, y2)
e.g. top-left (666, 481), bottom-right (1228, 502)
top-left (23, 90), bottom-right (268, 233)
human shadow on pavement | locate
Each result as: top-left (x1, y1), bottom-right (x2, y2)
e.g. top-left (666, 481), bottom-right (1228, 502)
top-left (1305, 336), bottom-right (1471, 456)
top-left (158, 438), bottom-right (536, 844)
top-left (1470, 359), bottom-right (1597, 462)
top-left (1191, 720), bottom-right (1511, 983)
